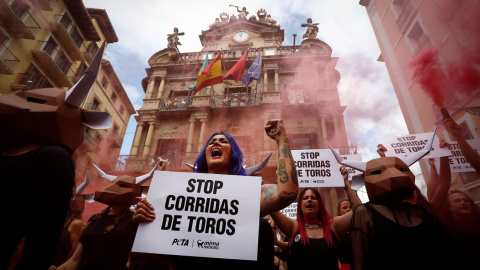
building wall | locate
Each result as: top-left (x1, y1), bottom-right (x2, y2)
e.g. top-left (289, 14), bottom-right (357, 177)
top-left (128, 12), bottom-right (352, 214)
top-left (359, 0), bottom-right (480, 197)
top-left (0, 0), bottom-right (135, 218)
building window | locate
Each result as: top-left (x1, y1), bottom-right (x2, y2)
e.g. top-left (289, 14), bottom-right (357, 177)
top-left (15, 64), bottom-right (52, 89)
top-left (119, 106), bottom-right (125, 116)
top-left (75, 62), bottom-right (87, 77)
top-left (392, 0), bottom-right (414, 31)
top-left (0, 30), bottom-right (8, 45)
top-left (43, 37), bottom-right (59, 59)
top-left (86, 41), bottom-right (98, 55)
top-left (90, 98), bottom-right (100, 111)
top-left (58, 13), bottom-right (73, 30)
top-left (9, 0), bottom-right (29, 21)
top-left (407, 22), bottom-right (432, 56)
top-left (70, 27), bottom-right (84, 48)
top-left (101, 76), bottom-right (109, 90)
top-left (110, 92), bottom-right (117, 103)
top-left (156, 139), bottom-right (186, 158)
top-left (56, 52), bottom-right (71, 75)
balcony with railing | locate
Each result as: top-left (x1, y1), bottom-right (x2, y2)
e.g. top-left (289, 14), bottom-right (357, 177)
top-left (10, 72), bottom-right (52, 91)
top-left (83, 41), bottom-right (99, 63)
top-left (31, 40), bottom-right (75, 87)
top-left (0, 0), bottom-right (41, 39)
top-left (51, 14), bottom-right (85, 61)
top-left (211, 93), bottom-right (262, 107)
top-left (0, 43), bottom-right (19, 75)
top-left (159, 96), bottom-right (192, 111)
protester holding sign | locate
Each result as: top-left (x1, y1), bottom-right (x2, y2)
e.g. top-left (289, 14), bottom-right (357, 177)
top-left (134, 119), bottom-right (298, 269)
top-left (269, 166), bottom-right (361, 270)
top-left (55, 163), bottom-right (161, 270)
top-left (443, 118), bottom-right (480, 173)
top-left (344, 130), bottom-right (456, 270)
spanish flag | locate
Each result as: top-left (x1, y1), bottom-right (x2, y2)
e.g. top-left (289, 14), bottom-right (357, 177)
top-left (193, 53), bottom-right (223, 95)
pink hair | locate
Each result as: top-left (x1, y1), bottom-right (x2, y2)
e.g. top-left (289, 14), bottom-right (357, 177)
top-left (295, 188), bottom-right (333, 246)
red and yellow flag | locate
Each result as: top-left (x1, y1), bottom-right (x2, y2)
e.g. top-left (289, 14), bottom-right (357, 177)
top-left (193, 53), bottom-right (223, 95)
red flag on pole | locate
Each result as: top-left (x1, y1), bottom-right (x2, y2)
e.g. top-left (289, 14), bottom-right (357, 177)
top-left (222, 52), bottom-right (247, 82)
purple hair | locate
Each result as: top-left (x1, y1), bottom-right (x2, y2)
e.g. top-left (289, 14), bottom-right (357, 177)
top-left (295, 188), bottom-right (333, 246)
top-left (193, 131), bottom-right (246, 176)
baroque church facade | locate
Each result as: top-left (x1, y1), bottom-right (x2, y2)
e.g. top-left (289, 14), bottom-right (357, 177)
top-left (125, 8), bottom-right (353, 213)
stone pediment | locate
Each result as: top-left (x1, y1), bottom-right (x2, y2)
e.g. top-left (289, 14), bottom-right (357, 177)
top-left (199, 19), bottom-right (284, 46)
top-left (148, 48), bottom-right (179, 66)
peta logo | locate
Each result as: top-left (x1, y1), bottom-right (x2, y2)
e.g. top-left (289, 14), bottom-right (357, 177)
top-left (197, 239), bottom-right (220, 250)
top-left (172, 238), bottom-right (189, 246)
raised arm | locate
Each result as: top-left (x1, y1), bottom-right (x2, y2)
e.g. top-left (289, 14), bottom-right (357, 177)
top-left (270, 211), bottom-right (297, 241)
top-left (428, 156), bottom-right (451, 214)
top-left (444, 118), bottom-right (480, 172)
top-left (332, 166), bottom-right (361, 237)
top-left (260, 119), bottom-right (299, 217)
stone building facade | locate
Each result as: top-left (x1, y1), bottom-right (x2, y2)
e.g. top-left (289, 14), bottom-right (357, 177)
top-left (126, 8), bottom-right (354, 213)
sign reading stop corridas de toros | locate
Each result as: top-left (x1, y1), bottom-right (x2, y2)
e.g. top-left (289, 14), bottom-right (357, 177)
top-left (132, 171), bottom-right (261, 261)
top-left (292, 149), bottom-right (344, 188)
top-left (380, 132), bottom-right (451, 159)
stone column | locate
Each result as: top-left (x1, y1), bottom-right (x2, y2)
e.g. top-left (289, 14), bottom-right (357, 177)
top-left (145, 77), bottom-right (156, 99)
top-left (274, 69), bottom-right (279, 92)
top-left (333, 116), bottom-right (339, 146)
top-left (142, 122), bottom-right (155, 156)
top-left (197, 119), bottom-right (207, 152)
top-left (321, 116), bottom-right (328, 147)
top-left (263, 70), bottom-right (268, 92)
top-left (130, 123), bottom-right (144, 155)
top-left (156, 76), bottom-right (166, 98)
top-left (186, 118), bottom-right (195, 152)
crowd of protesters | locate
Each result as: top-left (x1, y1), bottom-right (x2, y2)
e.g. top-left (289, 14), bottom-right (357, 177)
top-left (3, 114), bottom-right (479, 270)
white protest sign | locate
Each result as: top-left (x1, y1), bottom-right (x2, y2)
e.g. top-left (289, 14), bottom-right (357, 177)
top-left (339, 154), bottom-right (363, 180)
top-left (132, 171), bottom-right (261, 261)
top-left (380, 132), bottom-right (451, 159)
top-left (292, 149), bottom-right (343, 187)
top-left (280, 202), bottom-right (297, 219)
top-left (434, 139), bottom-right (480, 173)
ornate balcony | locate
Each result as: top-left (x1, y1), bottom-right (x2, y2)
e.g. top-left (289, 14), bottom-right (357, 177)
top-left (211, 93), bottom-right (262, 107)
top-left (159, 96), bottom-right (192, 111)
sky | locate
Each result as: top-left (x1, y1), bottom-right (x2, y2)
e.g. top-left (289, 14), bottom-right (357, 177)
top-left (82, 0), bottom-right (424, 186)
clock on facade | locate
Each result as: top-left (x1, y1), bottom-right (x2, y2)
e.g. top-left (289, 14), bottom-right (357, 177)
top-left (233, 31), bottom-right (249, 42)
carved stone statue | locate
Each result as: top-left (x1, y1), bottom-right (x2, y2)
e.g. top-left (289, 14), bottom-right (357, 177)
top-left (230, 5), bottom-right (248, 19)
top-left (167, 27), bottom-right (185, 48)
top-left (301, 18), bottom-right (319, 39)
top-left (265, 14), bottom-right (277, 25)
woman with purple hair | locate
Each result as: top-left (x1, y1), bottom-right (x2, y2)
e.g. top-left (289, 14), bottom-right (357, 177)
top-left (134, 119), bottom-right (299, 269)
top-left (270, 166), bottom-right (361, 270)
